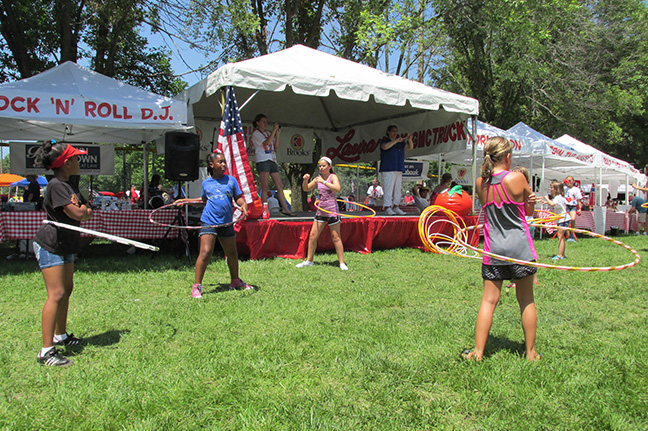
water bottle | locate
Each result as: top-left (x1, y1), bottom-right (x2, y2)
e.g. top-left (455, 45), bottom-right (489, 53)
top-left (262, 202), bottom-right (269, 219)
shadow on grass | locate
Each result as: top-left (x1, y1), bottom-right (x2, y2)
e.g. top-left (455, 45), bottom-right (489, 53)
top-left (65, 329), bottom-right (130, 357)
top-left (483, 335), bottom-right (526, 359)
top-left (205, 282), bottom-right (259, 295)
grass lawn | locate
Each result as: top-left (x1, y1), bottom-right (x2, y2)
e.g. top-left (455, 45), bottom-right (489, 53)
top-left (0, 233), bottom-right (647, 430)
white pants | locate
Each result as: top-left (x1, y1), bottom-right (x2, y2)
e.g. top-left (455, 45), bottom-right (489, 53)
top-left (381, 171), bottom-right (402, 208)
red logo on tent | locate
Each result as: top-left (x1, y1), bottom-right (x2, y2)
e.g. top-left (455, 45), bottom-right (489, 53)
top-left (291, 134), bottom-right (304, 150)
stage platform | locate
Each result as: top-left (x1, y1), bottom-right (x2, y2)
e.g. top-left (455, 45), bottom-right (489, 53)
top-left (234, 211), bottom-right (480, 260)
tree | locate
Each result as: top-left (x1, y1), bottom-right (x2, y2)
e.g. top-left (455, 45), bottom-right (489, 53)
top-left (0, 0), bottom-right (184, 95)
top-left (431, 0), bottom-right (648, 170)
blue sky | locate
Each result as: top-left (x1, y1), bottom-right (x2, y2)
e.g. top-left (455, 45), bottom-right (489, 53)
top-left (144, 27), bottom-right (206, 88)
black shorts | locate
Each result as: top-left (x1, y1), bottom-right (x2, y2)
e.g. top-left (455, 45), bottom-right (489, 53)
top-left (482, 263), bottom-right (537, 281)
top-left (566, 205), bottom-right (577, 212)
top-left (256, 160), bottom-right (280, 174)
top-left (314, 214), bottom-right (341, 225)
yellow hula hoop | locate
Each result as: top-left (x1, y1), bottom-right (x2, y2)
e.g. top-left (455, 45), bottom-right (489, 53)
top-left (314, 199), bottom-right (377, 218)
top-left (528, 209), bottom-right (563, 224)
top-left (418, 206), bottom-right (641, 272)
top-left (417, 205), bottom-right (470, 255)
top-left (642, 202), bottom-right (648, 209)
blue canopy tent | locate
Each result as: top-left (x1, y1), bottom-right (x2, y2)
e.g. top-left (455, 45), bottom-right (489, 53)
top-left (10, 175), bottom-right (47, 187)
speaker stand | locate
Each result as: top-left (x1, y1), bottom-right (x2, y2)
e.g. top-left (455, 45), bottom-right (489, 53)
top-left (156, 205), bottom-right (191, 261)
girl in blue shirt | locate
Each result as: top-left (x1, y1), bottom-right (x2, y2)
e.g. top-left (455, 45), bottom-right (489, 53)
top-left (177, 152), bottom-right (250, 297)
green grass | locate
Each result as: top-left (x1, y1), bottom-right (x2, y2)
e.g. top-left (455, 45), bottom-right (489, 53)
top-left (1, 234), bottom-right (647, 430)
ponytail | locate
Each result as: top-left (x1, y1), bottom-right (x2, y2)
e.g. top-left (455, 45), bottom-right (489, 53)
top-left (34, 140), bottom-right (66, 170)
top-left (480, 137), bottom-right (512, 182)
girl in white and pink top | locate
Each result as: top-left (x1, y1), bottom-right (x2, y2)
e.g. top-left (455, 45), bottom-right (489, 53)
top-left (296, 157), bottom-right (348, 270)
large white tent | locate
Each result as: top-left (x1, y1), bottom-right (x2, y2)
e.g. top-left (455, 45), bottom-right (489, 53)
top-left (179, 45), bottom-right (479, 164)
top-left (0, 62), bottom-right (188, 144)
top-left (421, 120), bottom-right (594, 189)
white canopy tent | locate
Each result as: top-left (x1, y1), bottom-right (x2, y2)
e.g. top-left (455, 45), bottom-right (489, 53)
top-left (555, 134), bottom-right (646, 205)
top-left (418, 120), bottom-right (594, 190)
top-left (0, 61), bottom-right (188, 144)
top-left (0, 61), bottom-right (190, 205)
top-left (179, 44), bottom-right (479, 164)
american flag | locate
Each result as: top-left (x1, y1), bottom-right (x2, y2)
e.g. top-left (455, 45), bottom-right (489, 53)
top-left (217, 86), bottom-right (258, 204)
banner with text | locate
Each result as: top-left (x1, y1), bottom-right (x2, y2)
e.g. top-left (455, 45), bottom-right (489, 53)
top-left (10, 142), bottom-right (115, 175)
top-left (377, 161), bottom-right (430, 182)
top-left (319, 111), bottom-right (469, 164)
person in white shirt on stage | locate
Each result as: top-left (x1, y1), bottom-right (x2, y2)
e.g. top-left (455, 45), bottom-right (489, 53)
top-left (366, 179), bottom-right (383, 205)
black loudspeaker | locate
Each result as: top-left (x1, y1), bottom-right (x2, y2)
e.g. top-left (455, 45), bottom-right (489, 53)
top-left (165, 132), bottom-right (200, 181)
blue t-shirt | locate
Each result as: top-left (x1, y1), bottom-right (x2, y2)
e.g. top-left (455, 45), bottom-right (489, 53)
top-left (631, 196), bottom-right (647, 213)
top-left (201, 175), bottom-right (243, 225)
top-left (379, 137), bottom-right (406, 172)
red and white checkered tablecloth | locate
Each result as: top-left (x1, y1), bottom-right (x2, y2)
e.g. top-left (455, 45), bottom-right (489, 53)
top-left (0, 209), bottom-right (178, 243)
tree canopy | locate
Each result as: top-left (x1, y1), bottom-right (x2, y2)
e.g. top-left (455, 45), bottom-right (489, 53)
top-left (1, 0), bottom-right (647, 195)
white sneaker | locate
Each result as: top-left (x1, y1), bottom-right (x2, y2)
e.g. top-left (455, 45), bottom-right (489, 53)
top-left (339, 263), bottom-right (348, 271)
top-left (393, 207), bottom-right (406, 215)
top-left (296, 260), bottom-right (314, 268)
top-left (385, 207), bottom-right (396, 215)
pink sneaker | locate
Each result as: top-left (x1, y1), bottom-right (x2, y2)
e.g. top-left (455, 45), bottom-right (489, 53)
top-left (230, 278), bottom-right (253, 290)
top-left (191, 283), bottom-right (203, 298)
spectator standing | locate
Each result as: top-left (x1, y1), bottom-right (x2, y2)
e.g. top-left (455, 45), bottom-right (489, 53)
top-left (366, 179), bottom-right (383, 205)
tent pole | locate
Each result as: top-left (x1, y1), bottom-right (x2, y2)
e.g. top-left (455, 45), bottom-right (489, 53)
top-left (539, 155), bottom-right (546, 240)
top-left (470, 115), bottom-right (477, 210)
top-left (529, 156), bottom-right (534, 192)
top-left (238, 90), bottom-right (260, 112)
top-left (598, 167), bottom-right (603, 207)
top-left (356, 164), bottom-right (360, 202)
top-left (143, 142), bottom-right (148, 209)
top-left (122, 148), bottom-right (127, 193)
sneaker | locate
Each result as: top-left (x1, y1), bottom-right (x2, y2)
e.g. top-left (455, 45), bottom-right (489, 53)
top-left (53, 333), bottom-right (85, 347)
top-left (37, 348), bottom-right (72, 367)
top-left (551, 255), bottom-right (565, 260)
top-left (296, 260), bottom-right (314, 268)
top-left (191, 283), bottom-right (203, 298)
top-left (339, 263), bottom-right (349, 271)
top-left (385, 207), bottom-right (396, 215)
top-left (393, 207), bottom-right (407, 215)
top-left (566, 238), bottom-right (577, 242)
top-left (230, 278), bottom-right (253, 290)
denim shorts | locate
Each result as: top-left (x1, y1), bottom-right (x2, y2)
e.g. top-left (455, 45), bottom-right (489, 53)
top-left (33, 242), bottom-right (75, 269)
top-left (256, 160), bottom-right (280, 174)
top-left (199, 223), bottom-right (235, 238)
